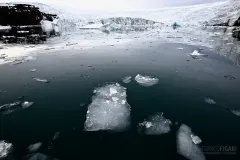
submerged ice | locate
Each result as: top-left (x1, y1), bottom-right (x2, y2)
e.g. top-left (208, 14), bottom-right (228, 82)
top-left (27, 142), bottom-right (42, 152)
top-left (177, 124), bottom-right (205, 160)
top-left (138, 113), bottom-right (172, 135)
top-left (84, 83), bottom-right (131, 131)
top-left (33, 77), bottom-right (50, 83)
top-left (135, 74), bottom-right (159, 87)
top-left (122, 76), bottom-right (132, 84)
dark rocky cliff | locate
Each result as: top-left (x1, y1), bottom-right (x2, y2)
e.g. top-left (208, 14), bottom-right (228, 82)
top-left (0, 4), bottom-right (58, 43)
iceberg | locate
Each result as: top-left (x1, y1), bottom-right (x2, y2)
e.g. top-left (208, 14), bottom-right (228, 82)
top-left (138, 112), bottom-right (172, 135)
top-left (135, 74), bottom-right (159, 87)
top-left (177, 124), bottom-right (205, 160)
top-left (84, 83), bottom-right (131, 131)
top-left (0, 141), bottom-right (13, 159)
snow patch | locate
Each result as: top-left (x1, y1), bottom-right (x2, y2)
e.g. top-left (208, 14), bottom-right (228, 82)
top-left (84, 83), bottom-right (131, 131)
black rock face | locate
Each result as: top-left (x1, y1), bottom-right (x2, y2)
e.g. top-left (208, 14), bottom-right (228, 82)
top-left (0, 4), bottom-right (58, 43)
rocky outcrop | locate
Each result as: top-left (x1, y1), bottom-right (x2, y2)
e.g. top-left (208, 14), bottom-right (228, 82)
top-left (0, 4), bottom-right (58, 43)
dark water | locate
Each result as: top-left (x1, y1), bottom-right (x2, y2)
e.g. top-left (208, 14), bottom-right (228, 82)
top-left (1, 41), bottom-right (240, 160)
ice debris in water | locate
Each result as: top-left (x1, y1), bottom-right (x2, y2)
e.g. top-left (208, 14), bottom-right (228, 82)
top-left (33, 77), bottom-right (50, 83)
top-left (22, 101), bottom-right (34, 109)
top-left (135, 74), bottom-right (159, 87)
top-left (52, 132), bottom-right (60, 141)
top-left (30, 69), bottom-right (36, 72)
top-left (177, 124), bottom-right (205, 160)
top-left (177, 48), bottom-right (184, 50)
top-left (27, 142), bottom-right (42, 152)
top-left (84, 83), bottom-right (131, 131)
top-left (190, 50), bottom-right (207, 59)
top-left (227, 108), bottom-right (240, 116)
top-left (24, 56), bottom-right (36, 61)
top-left (138, 113), bottom-right (172, 135)
top-left (122, 76), bottom-right (132, 84)
top-left (191, 134), bottom-right (202, 144)
top-left (23, 153), bottom-right (59, 160)
top-left (204, 97), bottom-right (216, 105)
top-left (0, 141), bottom-right (13, 159)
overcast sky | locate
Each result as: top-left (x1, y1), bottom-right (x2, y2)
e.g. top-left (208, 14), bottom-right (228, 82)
top-left (0, 0), bottom-right (226, 11)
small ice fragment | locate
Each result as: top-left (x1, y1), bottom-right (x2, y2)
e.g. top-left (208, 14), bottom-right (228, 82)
top-left (12, 60), bottom-right (22, 65)
top-left (52, 132), bottom-right (60, 140)
top-left (224, 75), bottom-right (236, 80)
top-left (25, 56), bottom-right (36, 61)
top-left (122, 76), bottom-right (132, 84)
top-left (21, 101), bottom-right (34, 108)
top-left (33, 77), bottom-right (50, 83)
top-left (135, 74), bottom-right (159, 87)
top-left (138, 113), bottom-right (172, 135)
top-left (30, 69), bottom-right (36, 72)
top-left (177, 48), bottom-right (184, 50)
top-left (190, 50), bottom-right (204, 56)
top-left (227, 108), bottom-right (240, 116)
top-left (177, 124), bottom-right (205, 160)
top-left (191, 134), bottom-right (202, 144)
top-left (80, 103), bottom-right (85, 107)
top-left (204, 97), bottom-right (216, 104)
top-left (0, 141), bottom-right (13, 159)
top-left (27, 142), bottom-right (42, 152)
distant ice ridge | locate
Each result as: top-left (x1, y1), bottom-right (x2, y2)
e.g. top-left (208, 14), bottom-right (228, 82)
top-left (84, 83), bottom-right (131, 131)
top-left (135, 74), bottom-right (159, 87)
top-left (177, 124), bottom-right (205, 160)
top-left (138, 112), bottom-right (172, 135)
top-left (0, 141), bottom-right (13, 159)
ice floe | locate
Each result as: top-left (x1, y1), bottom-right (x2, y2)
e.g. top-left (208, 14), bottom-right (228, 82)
top-left (27, 142), bottom-right (42, 152)
top-left (33, 77), bottom-right (50, 83)
top-left (138, 112), bottom-right (172, 135)
top-left (204, 97), bottom-right (216, 105)
top-left (177, 124), bottom-right (205, 160)
top-left (0, 141), bottom-right (13, 159)
top-left (122, 76), bottom-right (132, 84)
top-left (135, 74), bottom-right (159, 87)
top-left (84, 83), bottom-right (131, 131)
top-left (23, 153), bottom-right (59, 160)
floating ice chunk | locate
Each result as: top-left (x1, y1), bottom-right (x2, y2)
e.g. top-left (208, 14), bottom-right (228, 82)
top-left (33, 77), bottom-right (50, 83)
top-left (122, 76), bottom-right (132, 84)
top-left (191, 50), bottom-right (205, 56)
top-left (227, 108), bottom-right (240, 116)
top-left (204, 97), bottom-right (216, 104)
top-left (84, 83), bottom-right (131, 131)
top-left (177, 48), bottom-right (184, 50)
top-left (135, 74), bottom-right (159, 87)
top-left (22, 101), bottom-right (34, 109)
top-left (0, 141), bottom-right (13, 159)
top-left (27, 142), bottom-right (42, 152)
top-left (138, 113), bottom-right (172, 135)
top-left (24, 56), bottom-right (36, 61)
top-left (52, 132), bottom-right (60, 141)
top-left (191, 134), bottom-right (202, 144)
top-left (30, 69), bottom-right (37, 72)
top-left (177, 124), bottom-right (205, 160)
